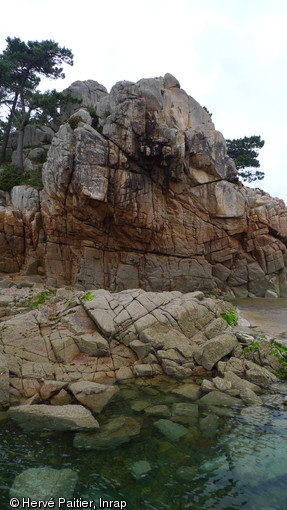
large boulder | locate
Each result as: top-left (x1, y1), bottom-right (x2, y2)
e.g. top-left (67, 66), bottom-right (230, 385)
top-left (7, 404), bottom-right (99, 431)
top-left (10, 467), bottom-right (78, 510)
top-left (74, 416), bottom-right (141, 450)
top-left (193, 333), bottom-right (238, 370)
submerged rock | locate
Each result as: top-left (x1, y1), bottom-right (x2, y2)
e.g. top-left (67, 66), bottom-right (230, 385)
top-left (10, 467), bottom-right (78, 509)
top-left (74, 416), bottom-right (141, 450)
top-left (171, 383), bottom-right (201, 401)
top-left (130, 460), bottom-right (152, 479)
top-left (199, 390), bottom-right (243, 408)
top-left (154, 419), bottom-right (188, 441)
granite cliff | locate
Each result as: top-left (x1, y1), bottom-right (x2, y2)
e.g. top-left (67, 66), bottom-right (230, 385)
top-left (1, 73), bottom-right (287, 297)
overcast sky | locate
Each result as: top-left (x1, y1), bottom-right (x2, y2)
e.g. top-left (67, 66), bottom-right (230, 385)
top-left (1, 0), bottom-right (287, 204)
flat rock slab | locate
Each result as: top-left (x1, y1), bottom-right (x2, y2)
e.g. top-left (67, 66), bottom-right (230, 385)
top-left (154, 419), bottom-right (188, 441)
top-left (10, 467), bottom-right (78, 509)
top-left (74, 416), bottom-right (141, 450)
top-left (199, 390), bottom-right (243, 408)
top-left (171, 383), bottom-right (201, 401)
top-left (69, 381), bottom-right (119, 413)
top-left (7, 404), bottom-right (99, 431)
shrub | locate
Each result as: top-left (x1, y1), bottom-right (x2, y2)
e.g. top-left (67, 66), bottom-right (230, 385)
top-left (67, 115), bottom-right (83, 130)
top-left (0, 164), bottom-right (22, 191)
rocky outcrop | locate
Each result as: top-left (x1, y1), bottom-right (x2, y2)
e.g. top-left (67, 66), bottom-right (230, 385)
top-left (1, 73), bottom-right (287, 296)
top-left (1, 283), bottom-right (284, 414)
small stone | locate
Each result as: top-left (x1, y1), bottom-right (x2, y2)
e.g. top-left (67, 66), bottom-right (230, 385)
top-left (213, 377), bottom-right (232, 392)
top-left (131, 460), bottom-right (152, 479)
top-left (201, 379), bottom-right (215, 393)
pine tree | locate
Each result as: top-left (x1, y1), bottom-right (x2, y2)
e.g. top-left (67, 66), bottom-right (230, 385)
top-left (226, 135), bottom-right (265, 183)
top-left (0, 37), bottom-right (73, 169)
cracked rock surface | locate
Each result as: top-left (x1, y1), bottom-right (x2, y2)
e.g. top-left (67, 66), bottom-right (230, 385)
top-left (1, 74), bottom-right (287, 297)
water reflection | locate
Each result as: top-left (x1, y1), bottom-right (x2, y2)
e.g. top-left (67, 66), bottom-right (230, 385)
top-left (234, 298), bottom-right (287, 338)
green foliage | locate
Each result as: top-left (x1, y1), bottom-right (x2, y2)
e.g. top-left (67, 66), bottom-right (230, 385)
top-left (86, 107), bottom-right (101, 132)
top-left (33, 148), bottom-right (48, 164)
top-left (226, 135), bottom-right (265, 183)
top-left (21, 168), bottom-right (43, 189)
top-left (269, 342), bottom-right (287, 365)
top-left (29, 90), bottom-right (78, 126)
top-left (27, 290), bottom-right (53, 308)
top-left (0, 163), bottom-right (43, 191)
top-left (243, 341), bottom-right (259, 354)
top-left (67, 115), bottom-right (83, 130)
top-left (64, 297), bottom-right (74, 308)
top-left (203, 106), bottom-right (212, 118)
top-left (0, 36), bottom-right (73, 167)
top-left (79, 291), bottom-right (96, 301)
top-left (221, 306), bottom-right (239, 326)
top-left (0, 164), bottom-right (22, 191)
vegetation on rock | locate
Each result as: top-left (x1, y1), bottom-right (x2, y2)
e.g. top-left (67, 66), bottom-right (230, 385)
top-left (221, 306), bottom-right (239, 326)
top-left (0, 36), bottom-right (74, 170)
top-left (226, 135), bottom-right (265, 183)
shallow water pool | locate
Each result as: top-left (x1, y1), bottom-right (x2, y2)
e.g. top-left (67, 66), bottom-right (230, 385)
top-left (1, 379), bottom-right (287, 510)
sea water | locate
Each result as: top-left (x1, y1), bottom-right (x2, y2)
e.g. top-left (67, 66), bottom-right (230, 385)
top-left (1, 378), bottom-right (287, 510)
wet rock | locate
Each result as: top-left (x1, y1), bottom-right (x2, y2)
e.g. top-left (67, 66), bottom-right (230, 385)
top-left (199, 390), bottom-right (243, 408)
top-left (199, 413), bottom-right (219, 437)
top-left (154, 419), bottom-right (188, 441)
top-left (172, 403), bottom-right (198, 419)
top-left (240, 388), bottom-right (263, 405)
top-left (8, 404), bottom-right (99, 431)
top-left (10, 467), bottom-right (78, 509)
top-left (144, 405), bottom-right (171, 418)
top-left (74, 416), bottom-right (141, 450)
top-left (130, 460), bottom-right (152, 479)
top-left (175, 466), bottom-right (198, 482)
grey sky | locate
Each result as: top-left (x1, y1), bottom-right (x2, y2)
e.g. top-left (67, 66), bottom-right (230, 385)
top-left (1, 0), bottom-right (287, 204)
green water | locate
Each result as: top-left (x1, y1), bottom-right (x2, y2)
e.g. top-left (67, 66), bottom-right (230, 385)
top-left (1, 379), bottom-right (287, 510)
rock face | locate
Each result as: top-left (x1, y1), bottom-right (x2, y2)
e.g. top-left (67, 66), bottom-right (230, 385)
top-left (1, 74), bottom-right (287, 296)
